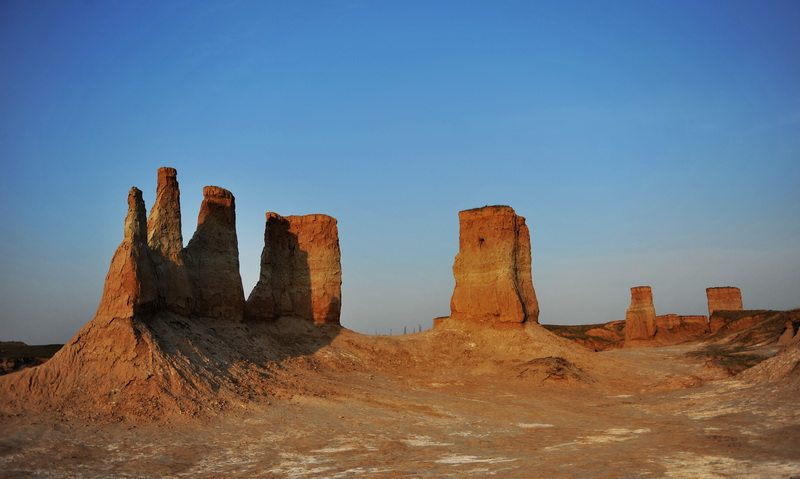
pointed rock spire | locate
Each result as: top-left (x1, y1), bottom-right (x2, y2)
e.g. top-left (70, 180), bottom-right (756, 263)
top-left (185, 186), bottom-right (245, 321)
top-left (95, 187), bottom-right (157, 319)
top-left (147, 167), bottom-right (183, 262)
top-left (146, 167), bottom-right (192, 315)
top-left (245, 213), bottom-right (342, 324)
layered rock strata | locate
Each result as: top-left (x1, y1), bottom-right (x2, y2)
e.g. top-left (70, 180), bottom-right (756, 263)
top-left (449, 205), bottom-right (539, 324)
top-left (624, 286), bottom-right (657, 342)
top-left (245, 213), bottom-right (342, 324)
top-left (184, 186), bottom-right (244, 321)
top-left (707, 287), bottom-right (743, 317)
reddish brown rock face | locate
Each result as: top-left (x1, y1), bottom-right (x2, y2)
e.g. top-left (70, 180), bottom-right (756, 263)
top-left (246, 213), bottom-right (341, 324)
top-left (624, 286), bottom-right (657, 342)
top-left (449, 206), bottom-right (539, 324)
top-left (707, 287), bottom-right (743, 317)
top-left (95, 187), bottom-right (157, 319)
top-left (185, 186), bottom-right (245, 321)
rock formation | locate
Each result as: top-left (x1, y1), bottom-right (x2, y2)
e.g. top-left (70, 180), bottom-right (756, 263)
top-left (706, 287), bottom-right (743, 317)
top-left (184, 186), bottom-right (245, 321)
top-left (624, 286), bottom-right (657, 342)
top-left (245, 213), bottom-right (342, 324)
top-left (653, 314), bottom-right (709, 343)
top-left (95, 187), bottom-right (158, 319)
top-left (146, 167), bottom-right (193, 315)
top-left (449, 206), bottom-right (539, 325)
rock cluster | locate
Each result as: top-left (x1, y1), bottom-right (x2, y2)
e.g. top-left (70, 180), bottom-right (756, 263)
top-left (449, 206), bottom-right (539, 325)
top-left (245, 213), bottom-right (342, 324)
top-left (706, 287), bottom-right (743, 317)
top-left (624, 286), bottom-right (657, 342)
top-left (97, 167), bottom-right (341, 324)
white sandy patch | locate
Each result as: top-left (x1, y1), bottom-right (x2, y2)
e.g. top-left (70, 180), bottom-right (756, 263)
top-left (516, 422), bottom-right (555, 428)
top-left (659, 453), bottom-right (800, 478)
top-left (310, 445), bottom-right (358, 453)
top-left (435, 454), bottom-right (517, 465)
top-left (401, 435), bottom-right (453, 447)
top-left (543, 428), bottom-right (651, 451)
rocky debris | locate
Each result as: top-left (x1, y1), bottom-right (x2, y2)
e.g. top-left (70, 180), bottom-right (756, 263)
top-left (515, 357), bottom-right (589, 383)
top-left (706, 287), bottom-right (743, 318)
top-left (246, 213), bottom-right (342, 324)
top-left (449, 206), bottom-right (539, 325)
top-left (624, 286), bottom-right (657, 343)
top-left (184, 186), bottom-right (245, 321)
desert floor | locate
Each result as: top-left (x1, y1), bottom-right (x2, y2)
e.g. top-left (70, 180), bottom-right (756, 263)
top-left (1, 338), bottom-right (799, 479)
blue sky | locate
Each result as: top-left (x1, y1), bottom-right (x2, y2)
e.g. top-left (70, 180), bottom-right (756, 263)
top-left (1, 0), bottom-right (798, 343)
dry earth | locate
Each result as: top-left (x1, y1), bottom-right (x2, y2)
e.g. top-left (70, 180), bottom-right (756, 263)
top-left (1, 319), bottom-right (799, 478)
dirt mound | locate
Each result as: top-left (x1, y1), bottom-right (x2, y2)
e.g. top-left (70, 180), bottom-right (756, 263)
top-left (0, 313), bottom-right (344, 421)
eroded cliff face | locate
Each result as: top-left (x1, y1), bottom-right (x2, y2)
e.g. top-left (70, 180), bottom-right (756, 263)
top-left (624, 286), bottom-right (657, 343)
top-left (245, 213), bottom-right (342, 324)
top-left (707, 287), bottom-right (743, 317)
top-left (449, 206), bottom-right (539, 324)
top-left (185, 186), bottom-right (244, 321)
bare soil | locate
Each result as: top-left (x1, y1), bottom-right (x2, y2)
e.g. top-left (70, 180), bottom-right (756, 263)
top-left (1, 320), bottom-right (799, 478)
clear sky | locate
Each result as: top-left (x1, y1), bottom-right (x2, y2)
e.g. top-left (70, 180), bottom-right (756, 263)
top-left (1, 0), bottom-right (798, 344)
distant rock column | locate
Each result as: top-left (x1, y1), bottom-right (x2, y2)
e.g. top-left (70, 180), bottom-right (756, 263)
top-left (184, 186), bottom-right (245, 321)
top-left (706, 287), bottom-right (743, 317)
top-left (95, 187), bottom-right (157, 319)
top-left (449, 205), bottom-right (539, 324)
top-left (245, 213), bottom-right (342, 324)
top-left (624, 286), bottom-right (657, 342)
top-left (146, 167), bottom-right (192, 315)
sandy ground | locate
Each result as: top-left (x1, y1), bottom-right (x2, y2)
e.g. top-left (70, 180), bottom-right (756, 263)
top-left (1, 339), bottom-right (798, 479)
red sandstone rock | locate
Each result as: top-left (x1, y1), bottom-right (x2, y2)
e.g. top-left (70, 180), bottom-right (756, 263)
top-left (624, 286), bottom-right (657, 342)
top-left (706, 287), bottom-right (743, 317)
top-left (653, 314), bottom-right (709, 343)
top-left (184, 186), bottom-right (245, 321)
top-left (95, 187), bottom-right (157, 319)
top-left (245, 213), bottom-right (342, 324)
top-left (449, 206), bottom-right (539, 324)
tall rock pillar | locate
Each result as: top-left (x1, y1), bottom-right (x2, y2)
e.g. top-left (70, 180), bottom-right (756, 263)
top-left (245, 213), bottom-right (342, 324)
top-left (146, 167), bottom-right (192, 315)
top-left (625, 286), bottom-right (657, 342)
top-left (449, 205), bottom-right (539, 324)
top-left (184, 186), bottom-right (245, 321)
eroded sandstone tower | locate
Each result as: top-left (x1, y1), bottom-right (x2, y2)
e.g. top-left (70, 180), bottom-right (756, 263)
top-left (706, 287), bottom-right (743, 317)
top-left (625, 286), bottom-right (657, 342)
top-left (449, 205), bottom-right (539, 324)
top-left (245, 213), bottom-right (342, 324)
top-left (96, 167), bottom-right (341, 325)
